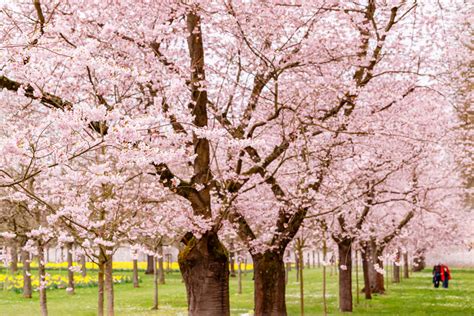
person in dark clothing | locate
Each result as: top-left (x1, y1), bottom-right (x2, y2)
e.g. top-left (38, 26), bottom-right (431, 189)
top-left (441, 264), bottom-right (451, 288)
top-left (432, 264), bottom-right (441, 288)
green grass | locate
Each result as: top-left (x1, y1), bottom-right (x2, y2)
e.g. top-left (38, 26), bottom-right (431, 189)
top-left (0, 267), bottom-right (473, 315)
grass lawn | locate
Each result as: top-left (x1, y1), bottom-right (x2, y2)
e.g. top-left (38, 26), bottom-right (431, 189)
top-left (0, 266), bottom-right (472, 315)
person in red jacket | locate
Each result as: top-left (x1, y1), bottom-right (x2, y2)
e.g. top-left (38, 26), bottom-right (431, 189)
top-left (440, 264), bottom-right (452, 288)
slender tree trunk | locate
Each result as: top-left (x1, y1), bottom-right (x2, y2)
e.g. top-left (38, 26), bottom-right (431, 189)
top-left (361, 245), bottom-right (372, 300)
top-left (145, 255), bottom-right (154, 274)
top-left (152, 256), bottom-right (159, 310)
top-left (230, 252), bottom-right (236, 277)
top-left (178, 231), bottom-right (230, 316)
top-left (306, 252), bottom-right (310, 269)
top-left (337, 240), bottom-right (353, 312)
top-left (104, 255), bottom-right (114, 316)
top-left (317, 250), bottom-right (321, 268)
top-left (98, 261), bottom-right (105, 316)
top-left (244, 258), bottom-right (248, 275)
top-left (10, 244), bottom-right (18, 274)
top-left (298, 246), bottom-right (305, 316)
top-left (285, 262), bottom-right (290, 285)
top-left (403, 252), bottom-right (409, 279)
top-left (237, 259), bottom-right (242, 294)
top-left (81, 255), bottom-right (87, 277)
top-left (252, 251), bottom-right (287, 316)
top-left (67, 243), bottom-right (75, 294)
top-left (38, 244), bottom-right (48, 316)
top-left (158, 244), bottom-right (165, 284)
top-left (355, 250), bottom-right (359, 305)
top-left (133, 259), bottom-right (139, 288)
top-left (322, 236), bottom-right (328, 315)
top-left (295, 251), bottom-right (300, 283)
top-left (22, 250), bottom-right (32, 298)
top-left (312, 250), bottom-right (315, 269)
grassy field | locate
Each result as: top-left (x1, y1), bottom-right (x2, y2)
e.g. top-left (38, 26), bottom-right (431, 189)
top-left (0, 266), bottom-right (473, 315)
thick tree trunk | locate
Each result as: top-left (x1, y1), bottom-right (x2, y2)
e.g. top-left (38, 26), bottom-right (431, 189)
top-left (252, 251), bottom-right (287, 316)
top-left (145, 255), bottom-right (154, 274)
top-left (337, 241), bottom-right (353, 312)
top-left (80, 255), bottom-right (87, 277)
top-left (393, 250), bottom-right (400, 283)
top-left (412, 251), bottom-right (425, 272)
top-left (38, 244), bottom-right (48, 316)
top-left (98, 261), bottom-right (105, 316)
top-left (158, 245), bottom-right (165, 284)
top-left (10, 244), bottom-right (18, 274)
top-left (178, 231), bottom-right (230, 316)
top-left (403, 252), bottom-right (409, 278)
top-left (104, 255), bottom-right (114, 316)
top-left (67, 243), bottom-right (75, 294)
top-left (361, 245), bottom-right (372, 300)
top-left (133, 259), bottom-right (139, 288)
top-left (22, 250), bottom-right (32, 298)
top-left (373, 249), bottom-right (385, 294)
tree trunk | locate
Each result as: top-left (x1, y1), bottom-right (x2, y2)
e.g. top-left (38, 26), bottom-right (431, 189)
top-left (317, 250), bottom-right (321, 268)
top-left (403, 252), bottom-right (409, 278)
top-left (10, 244), bottom-right (18, 274)
top-left (361, 245), bottom-right (372, 300)
top-left (178, 231), bottom-right (230, 316)
top-left (80, 255), bottom-right (87, 277)
top-left (22, 250), bottom-right (32, 298)
top-left (133, 259), bottom-right (139, 288)
top-left (252, 251), bottom-right (287, 316)
top-left (98, 261), bottom-right (105, 316)
top-left (337, 241), bottom-right (353, 312)
top-left (158, 245), bottom-right (165, 284)
top-left (373, 248), bottom-right (385, 294)
top-left (229, 252), bottom-right (236, 277)
top-left (104, 255), bottom-right (114, 316)
top-left (145, 255), bottom-right (154, 274)
top-left (285, 262), bottom-right (290, 285)
top-left (237, 259), bottom-right (242, 294)
top-left (298, 246), bottom-right (305, 316)
top-left (38, 244), bottom-right (48, 316)
top-left (152, 256), bottom-right (159, 310)
top-left (322, 236), bottom-right (328, 315)
top-left (393, 250), bottom-right (400, 283)
top-left (295, 251), bottom-right (300, 283)
top-left (355, 250), bottom-right (359, 305)
top-left (412, 251), bottom-right (425, 272)
top-left (67, 243), bottom-right (75, 294)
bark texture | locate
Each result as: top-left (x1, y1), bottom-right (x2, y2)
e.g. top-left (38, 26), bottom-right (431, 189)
top-left (38, 245), bottom-right (48, 316)
top-left (178, 232), bottom-right (230, 316)
top-left (98, 261), bottom-right (105, 316)
top-left (22, 250), bottom-right (32, 298)
top-left (338, 241), bottom-right (353, 312)
top-left (105, 256), bottom-right (114, 316)
top-left (403, 252), bottom-right (409, 278)
top-left (361, 245), bottom-right (372, 299)
top-left (67, 243), bottom-right (75, 294)
top-left (133, 259), bottom-right (139, 288)
top-left (253, 251), bottom-right (287, 316)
